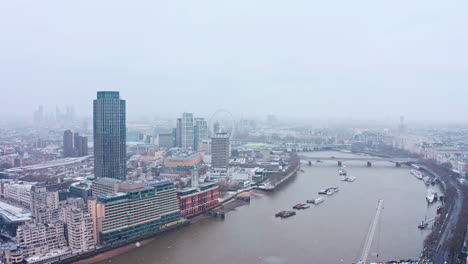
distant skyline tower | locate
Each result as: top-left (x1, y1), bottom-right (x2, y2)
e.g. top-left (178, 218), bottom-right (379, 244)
top-left (33, 105), bottom-right (44, 127)
top-left (80, 136), bottom-right (88, 156)
top-left (93, 91), bottom-right (127, 180)
top-left (181, 113), bottom-right (194, 150)
top-left (213, 121), bottom-right (220, 135)
top-left (194, 118), bottom-right (208, 151)
top-left (398, 115), bottom-right (407, 135)
top-left (176, 118), bottom-right (182, 148)
top-left (63, 130), bottom-right (74, 157)
top-left (211, 132), bottom-right (230, 168)
top-left (74, 132), bottom-right (81, 156)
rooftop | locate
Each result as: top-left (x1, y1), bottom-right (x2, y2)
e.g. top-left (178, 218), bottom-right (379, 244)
top-left (177, 182), bottom-right (217, 196)
top-left (212, 132), bottom-right (229, 139)
top-left (5, 182), bottom-right (33, 190)
top-left (167, 151), bottom-right (201, 160)
top-left (26, 249), bottom-right (69, 263)
top-left (70, 181), bottom-right (92, 190)
top-left (94, 177), bottom-right (122, 186)
top-left (144, 179), bottom-right (171, 188)
top-left (97, 91), bottom-right (120, 99)
top-left (100, 192), bottom-right (127, 199)
top-left (0, 201), bottom-right (32, 223)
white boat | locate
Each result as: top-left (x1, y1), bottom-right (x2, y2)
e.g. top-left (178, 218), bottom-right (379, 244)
top-left (313, 197), bottom-right (324, 204)
top-left (259, 183), bottom-right (275, 191)
top-left (426, 189), bottom-right (435, 203)
top-left (411, 169), bottom-right (423, 180)
top-left (343, 176), bottom-right (356, 182)
top-left (326, 187), bottom-right (339, 195)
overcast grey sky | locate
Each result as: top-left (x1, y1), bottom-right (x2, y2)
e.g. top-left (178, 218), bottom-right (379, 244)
top-left (1, 0), bottom-right (467, 123)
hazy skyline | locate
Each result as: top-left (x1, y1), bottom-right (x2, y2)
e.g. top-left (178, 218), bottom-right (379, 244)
top-left (1, 0), bottom-right (467, 123)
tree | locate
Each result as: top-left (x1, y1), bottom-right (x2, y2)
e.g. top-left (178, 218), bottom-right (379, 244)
top-left (441, 162), bottom-right (453, 170)
top-left (0, 163), bottom-right (11, 170)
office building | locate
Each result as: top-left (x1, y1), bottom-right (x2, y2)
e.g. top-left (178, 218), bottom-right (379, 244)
top-left (74, 133), bottom-right (81, 156)
top-left (198, 140), bottom-right (211, 154)
top-left (63, 130), bottom-right (74, 157)
top-left (127, 131), bottom-right (144, 142)
top-left (33, 105), bottom-right (44, 128)
top-left (213, 121), bottom-right (220, 134)
top-left (13, 157), bottom-right (22, 168)
top-left (176, 118), bottom-right (182, 148)
top-left (69, 181), bottom-right (93, 202)
top-left (93, 91), bottom-right (127, 180)
top-left (73, 133), bottom-right (88, 157)
top-left (211, 133), bottom-right (230, 168)
top-left (194, 118), bottom-right (208, 151)
top-left (177, 182), bottom-right (219, 218)
top-left (79, 136), bottom-right (88, 156)
top-left (159, 132), bottom-right (176, 149)
top-left (180, 113), bottom-right (194, 150)
top-left (163, 152), bottom-right (203, 168)
top-left (88, 180), bottom-right (180, 245)
top-left (63, 130), bottom-right (88, 157)
top-left (398, 115), bottom-right (407, 135)
top-left (91, 177), bottom-right (122, 198)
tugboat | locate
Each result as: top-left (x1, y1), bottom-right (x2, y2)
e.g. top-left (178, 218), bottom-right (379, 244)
top-left (418, 217), bottom-right (434, 229)
top-left (275, 211), bottom-right (286, 217)
top-left (275, 210), bottom-right (296, 218)
top-left (418, 221), bottom-right (429, 229)
top-left (282, 211), bottom-right (296, 217)
top-left (307, 197), bottom-right (324, 205)
top-left (293, 203), bottom-right (310, 209)
top-left (318, 189), bottom-right (328, 195)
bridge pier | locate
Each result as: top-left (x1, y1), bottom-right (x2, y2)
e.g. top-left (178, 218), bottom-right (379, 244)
top-left (395, 162), bottom-right (401, 167)
top-left (337, 161), bottom-right (342, 166)
top-left (367, 161), bottom-right (372, 167)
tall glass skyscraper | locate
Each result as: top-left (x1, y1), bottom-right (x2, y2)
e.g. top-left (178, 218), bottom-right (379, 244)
top-left (181, 113), bottom-right (194, 150)
top-left (93, 91), bottom-right (127, 180)
top-left (194, 118), bottom-right (208, 151)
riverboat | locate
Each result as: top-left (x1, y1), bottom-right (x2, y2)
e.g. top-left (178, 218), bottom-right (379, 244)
top-left (307, 198), bottom-right (324, 204)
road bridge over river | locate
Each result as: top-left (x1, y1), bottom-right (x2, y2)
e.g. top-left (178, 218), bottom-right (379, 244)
top-left (300, 156), bottom-right (417, 166)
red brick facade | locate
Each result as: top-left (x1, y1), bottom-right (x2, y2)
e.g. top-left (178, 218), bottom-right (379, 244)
top-left (177, 185), bottom-right (219, 218)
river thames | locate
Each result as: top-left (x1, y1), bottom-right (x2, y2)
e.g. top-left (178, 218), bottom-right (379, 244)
top-left (97, 151), bottom-right (440, 264)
